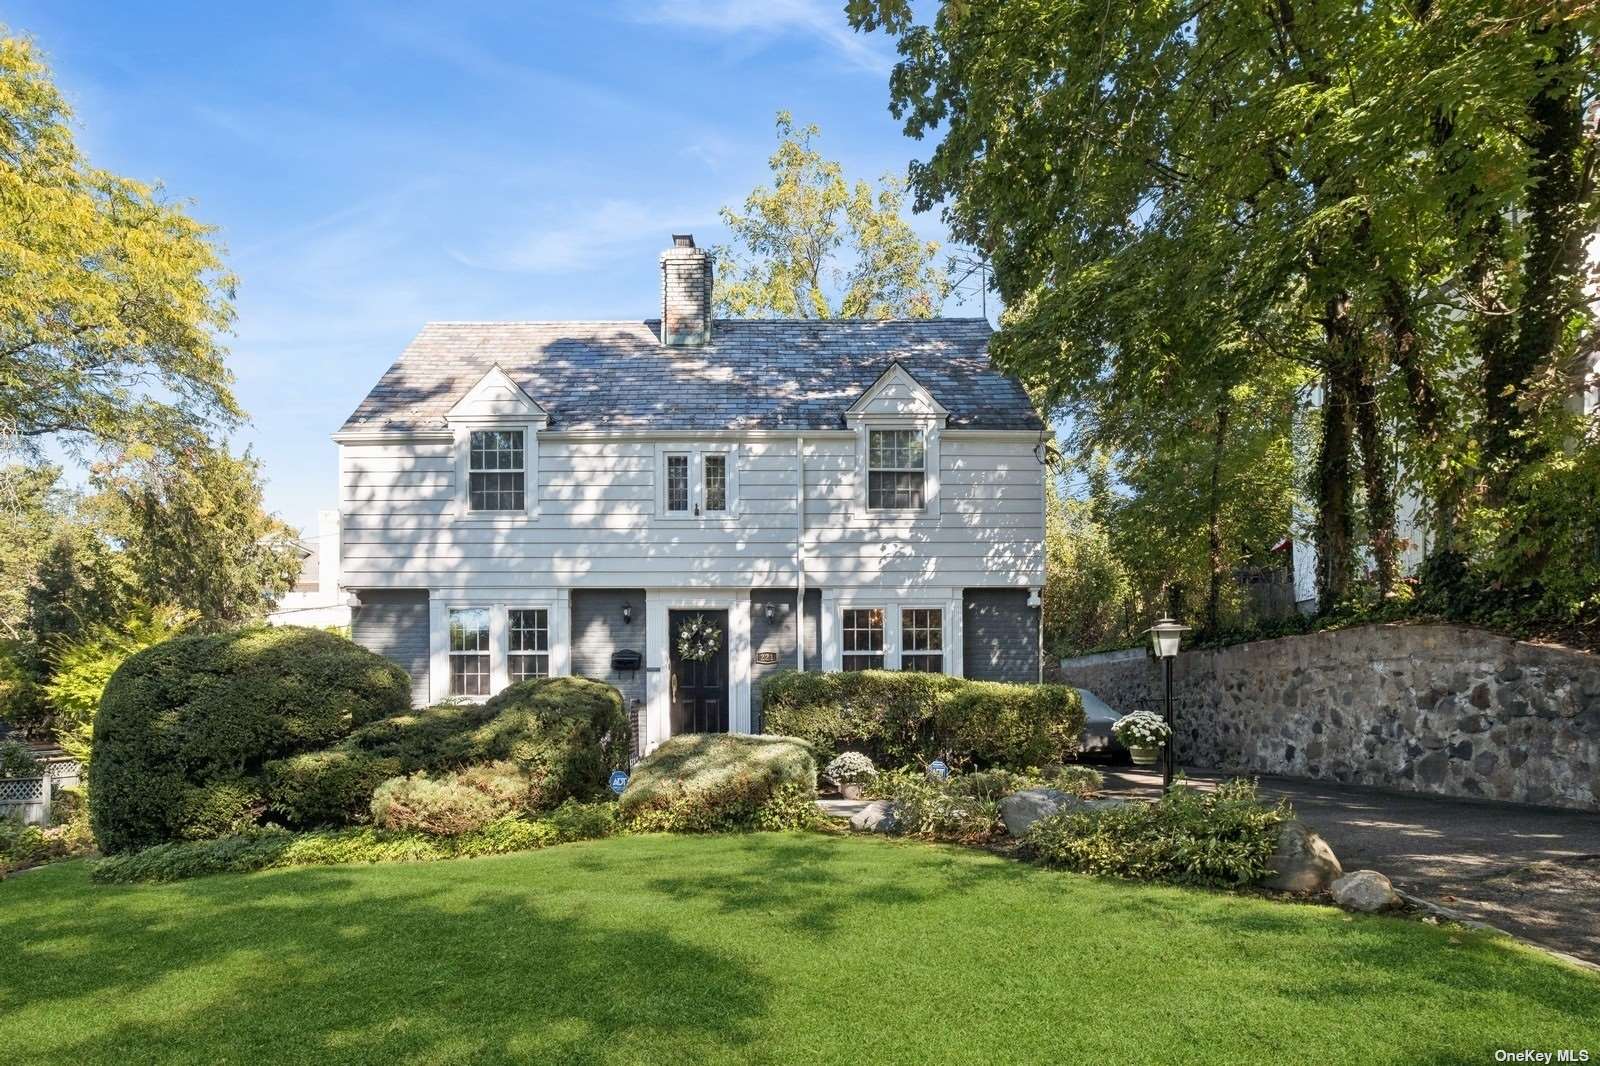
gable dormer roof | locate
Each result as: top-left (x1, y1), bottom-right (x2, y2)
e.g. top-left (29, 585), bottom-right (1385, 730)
top-left (843, 360), bottom-right (950, 422)
top-left (446, 365), bottom-right (549, 424)
top-left (339, 318), bottom-right (1040, 434)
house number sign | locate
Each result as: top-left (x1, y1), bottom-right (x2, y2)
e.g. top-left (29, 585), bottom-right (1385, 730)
top-left (755, 651), bottom-right (778, 665)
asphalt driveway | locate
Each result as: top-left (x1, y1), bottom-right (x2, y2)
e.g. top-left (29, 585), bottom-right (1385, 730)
top-left (1102, 767), bottom-right (1600, 965)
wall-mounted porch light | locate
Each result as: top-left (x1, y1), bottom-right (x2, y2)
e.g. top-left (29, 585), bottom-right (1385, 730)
top-left (763, 602), bottom-right (776, 624)
top-left (621, 602), bottom-right (633, 626)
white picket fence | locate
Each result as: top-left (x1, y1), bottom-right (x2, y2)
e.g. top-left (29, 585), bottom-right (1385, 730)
top-left (0, 758), bottom-right (82, 825)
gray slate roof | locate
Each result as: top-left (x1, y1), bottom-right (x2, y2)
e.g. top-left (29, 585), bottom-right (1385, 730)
top-left (339, 319), bottom-right (1041, 433)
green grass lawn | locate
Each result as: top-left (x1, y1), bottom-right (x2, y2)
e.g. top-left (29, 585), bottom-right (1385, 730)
top-left (2, 833), bottom-right (1596, 1065)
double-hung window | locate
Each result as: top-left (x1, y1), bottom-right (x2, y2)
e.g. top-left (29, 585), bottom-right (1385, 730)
top-left (448, 608), bottom-right (491, 696)
top-left (662, 449), bottom-right (731, 516)
top-left (468, 430), bottom-right (525, 512)
top-left (841, 608), bottom-right (886, 671)
top-left (508, 608), bottom-right (550, 681)
top-left (868, 429), bottom-right (925, 510)
top-left (900, 608), bottom-right (944, 673)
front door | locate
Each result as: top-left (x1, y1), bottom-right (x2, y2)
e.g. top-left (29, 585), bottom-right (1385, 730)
top-left (669, 610), bottom-right (730, 734)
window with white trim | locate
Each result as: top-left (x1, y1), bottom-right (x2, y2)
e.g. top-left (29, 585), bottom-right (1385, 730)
top-left (659, 447), bottom-right (735, 516)
top-left (842, 608), bottom-right (885, 671)
top-left (868, 429), bottom-right (925, 510)
top-left (448, 608), bottom-right (491, 696)
top-left (508, 608), bottom-right (550, 681)
top-left (468, 430), bottom-right (525, 511)
top-left (665, 453), bottom-right (691, 513)
top-left (900, 608), bottom-right (943, 673)
top-left (703, 453), bottom-right (727, 512)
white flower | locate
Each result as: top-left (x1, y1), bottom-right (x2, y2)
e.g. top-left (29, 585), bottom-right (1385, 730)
top-left (825, 751), bottom-right (877, 785)
top-left (1112, 710), bottom-right (1172, 748)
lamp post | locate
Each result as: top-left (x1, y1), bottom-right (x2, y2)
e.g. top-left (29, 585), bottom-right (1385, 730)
top-left (1146, 617), bottom-right (1191, 790)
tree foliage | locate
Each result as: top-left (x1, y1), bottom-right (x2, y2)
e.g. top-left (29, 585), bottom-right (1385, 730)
top-left (854, 0), bottom-right (1600, 636)
top-left (0, 32), bottom-right (239, 460)
top-left (714, 112), bottom-right (950, 319)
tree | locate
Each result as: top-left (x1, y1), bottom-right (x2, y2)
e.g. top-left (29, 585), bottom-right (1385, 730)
top-left (0, 32), bottom-right (240, 460)
top-left (851, 0), bottom-right (1600, 629)
top-left (91, 444), bottom-right (301, 628)
top-left (714, 112), bottom-right (950, 319)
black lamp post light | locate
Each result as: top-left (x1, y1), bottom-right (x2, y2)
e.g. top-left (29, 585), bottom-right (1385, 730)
top-left (1145, 617), bottom-right (1191, 790)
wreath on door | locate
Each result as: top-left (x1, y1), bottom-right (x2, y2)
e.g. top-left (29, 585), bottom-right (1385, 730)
top-left (676, 613), bottom-right (722, 663)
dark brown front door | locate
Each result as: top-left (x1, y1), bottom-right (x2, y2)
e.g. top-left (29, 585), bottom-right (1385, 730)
top-left (669, 610), bottom-right (729, 734)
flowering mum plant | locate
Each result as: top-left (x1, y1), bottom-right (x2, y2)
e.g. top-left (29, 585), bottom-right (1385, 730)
top-left (825, 751), bottom-right (877, 786)
top-left (1112, 711), bottom-right (1171, 749)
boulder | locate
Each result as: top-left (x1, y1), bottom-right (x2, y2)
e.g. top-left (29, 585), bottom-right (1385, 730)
top-left (1331, 869), bottom-right (1400, 912)
top-left (999, 789), bottom-right (1126, 838)
top-left (849, 800), bottom-right (899, 834)
top-left (1262, 820), bottom-right (1343, 893)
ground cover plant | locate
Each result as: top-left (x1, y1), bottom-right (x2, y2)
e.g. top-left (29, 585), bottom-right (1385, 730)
top-left (761, 670), bottom-right (1085, 767)
top-left (3, 833), bottom-right (1596, 1065)
top-left (618, 733), bottom-right (820, 832)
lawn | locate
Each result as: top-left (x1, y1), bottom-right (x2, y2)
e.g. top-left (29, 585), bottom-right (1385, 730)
top-left (2, 833), bottom-right (1596, 1065)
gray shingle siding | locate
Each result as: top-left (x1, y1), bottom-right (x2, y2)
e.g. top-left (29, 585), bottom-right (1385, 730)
top-left (571, 590), bottom-right (647, 755)
top-left (339, 319), bottom-right (1040, 434)
top-left (750, 588), bottom-right (822, 731)
top-left (350, 590), bottom-right (431, 705)
top-left (962, 589), bottom-right (1040, 684)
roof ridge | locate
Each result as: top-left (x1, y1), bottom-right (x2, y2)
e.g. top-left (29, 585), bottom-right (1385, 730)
top-left (417, 317), bottom-right (992, 327)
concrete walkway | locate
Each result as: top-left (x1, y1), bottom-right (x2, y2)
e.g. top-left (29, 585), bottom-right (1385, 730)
top-left (1101, 767), bottom-right (1600, 964)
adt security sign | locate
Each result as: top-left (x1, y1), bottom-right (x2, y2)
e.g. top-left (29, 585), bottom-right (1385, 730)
top-left (609, 770), bottom-right (629, 795)
top-left (927, 759), bottom-right (949, 780)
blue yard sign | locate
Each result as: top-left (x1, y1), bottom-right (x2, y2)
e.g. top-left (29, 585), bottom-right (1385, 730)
top-left (927, 759), bottom-right (949, 780)
top-left (609, 770), bottom-right (629, 795)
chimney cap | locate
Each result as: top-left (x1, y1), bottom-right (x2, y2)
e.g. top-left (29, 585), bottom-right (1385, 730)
top-left (671, 233), bottom-right (696, 248)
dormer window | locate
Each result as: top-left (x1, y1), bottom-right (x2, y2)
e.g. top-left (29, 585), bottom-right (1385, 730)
top-left (468, 430), bottom-right (525, 511)
top-left (868, 429), bottom-right (926, 510)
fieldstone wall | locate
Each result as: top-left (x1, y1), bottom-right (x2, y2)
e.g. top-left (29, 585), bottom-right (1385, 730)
top-left (1056, 624), bottom-right (1600, 811)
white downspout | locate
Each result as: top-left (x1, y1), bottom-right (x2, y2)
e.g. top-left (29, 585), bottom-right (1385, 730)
top-left (796, 434), bottom-right (806, 671)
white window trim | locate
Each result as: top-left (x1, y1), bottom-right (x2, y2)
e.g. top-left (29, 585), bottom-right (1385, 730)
top-left (446, 605), bottom-right (493, 698)
top-left (654, 444), bottom-right (740, 519)
top-left (429, 593), bottom-right (570, 704)
top-left (830, 599), bottom-right (952, 673)
top-left (898, 605), bottom-right (947, 674)
top-left (849, 418), bottom-right (941, 519)
top-left (453, 421), bottom-right (540, 521)
top-left (507, 605), bottom-right (552, 682)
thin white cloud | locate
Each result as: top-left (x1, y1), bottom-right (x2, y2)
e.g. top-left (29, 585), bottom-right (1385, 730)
top-left (450, 198), bottom-right (717, 274)
top-left (631, 0), bottom-right (893, 76)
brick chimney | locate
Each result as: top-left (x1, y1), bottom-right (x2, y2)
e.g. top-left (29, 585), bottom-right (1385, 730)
top-left (659, 234), bottom-right (712, 347)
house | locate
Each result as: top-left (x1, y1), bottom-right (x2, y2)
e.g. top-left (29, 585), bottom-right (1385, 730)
top-left (334, 235), bottom-right (1047, 754)
top-left (267, 509), bottom-right (351, 629)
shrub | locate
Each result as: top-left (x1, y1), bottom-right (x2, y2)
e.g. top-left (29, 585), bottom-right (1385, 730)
top-left (89, 626), bottom-right (412, 853)
top-left (265, 677), bottom-right (628, 828)
top-left (371, 773), bottom-right (509, 836)
top-left (762, 670), bottom-right (1085, 769)
top-left (0, 739), bottom-right (40, 777)
top-left (870, 771), bottom-right (1002, 841)
top-left (619, 733), bottom-right (818, 832)
top-left (1045, 765), bottom-right (1104, 797)
top-left (545, 798), bottom-right (618, 843)
top-left (43, 604), bottom-right (189, 764)
top-left (1025, 779), bottom-right (1292, 887)
top-left (824, 751), bottom-right (876, 786)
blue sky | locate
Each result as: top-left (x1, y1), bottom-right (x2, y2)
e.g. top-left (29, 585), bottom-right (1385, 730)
top-left (11, 1), bottom-right (988, 534)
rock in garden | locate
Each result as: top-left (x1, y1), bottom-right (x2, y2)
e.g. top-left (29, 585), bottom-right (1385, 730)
top-left (999, 789), bottom-right (1125, 838)
top-left (1262, 820), bottom-right (1343, 893)
top-left (1331, 870), bottom-right (1400, 912)
top-left (849, 800), bottom-right (899, 834)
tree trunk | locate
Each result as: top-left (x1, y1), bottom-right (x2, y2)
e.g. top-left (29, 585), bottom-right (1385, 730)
top-left (1355, 351), bottom-right (1398, 599)
top-left (1316, 295), bottom-right (1360, 608)
top-left (1205, 400), bottom-right (1230, 633)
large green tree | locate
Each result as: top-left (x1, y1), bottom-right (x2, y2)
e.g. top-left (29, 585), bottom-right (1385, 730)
top-left (0, 32), bottom-right (239, 459)
top-left (851, 0), bottom-right (1599, 627)
top-left (714, 112), bottom-right (950, 319)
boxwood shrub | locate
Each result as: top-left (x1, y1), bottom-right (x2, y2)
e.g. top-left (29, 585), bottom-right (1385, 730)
top-left (761, 670), bottom-right (1085, 769)
top-left (90, 626), bottom-right (413, 854)
top-left (265, 676), bottom-right (630, 828)
top-left (618, 733), bottom-right (820, 832)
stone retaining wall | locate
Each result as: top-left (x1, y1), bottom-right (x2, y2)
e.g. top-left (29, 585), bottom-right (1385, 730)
top-left (1056, 624), bottom-right (1600, 811)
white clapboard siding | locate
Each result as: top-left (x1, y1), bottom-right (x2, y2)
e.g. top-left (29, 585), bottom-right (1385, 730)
top-left (339, 436), bottom-right (1043, 588)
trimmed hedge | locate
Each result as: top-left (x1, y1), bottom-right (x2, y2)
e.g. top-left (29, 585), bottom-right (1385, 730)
top-left (265, 677), bottom-right (629, 827)
top-left (90, 627), bottom-right (413, 854)
top-left (761, 670), bottom-right (1086, 769)
top-left (618, 733), bottom-right (820, 832)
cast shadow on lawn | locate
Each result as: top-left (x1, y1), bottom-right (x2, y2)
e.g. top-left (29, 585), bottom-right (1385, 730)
top-left (3, 863), bottom-right (771, 1065)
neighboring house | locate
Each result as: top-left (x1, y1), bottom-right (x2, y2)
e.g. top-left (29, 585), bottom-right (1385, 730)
top-left (335, 234), bottom-right (1048, 753)
top-left (267, 509), bottom-right (351, 629)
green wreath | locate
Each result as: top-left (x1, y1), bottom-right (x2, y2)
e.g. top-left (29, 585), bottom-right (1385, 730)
top-left (676, 613), bottom-right (722, 663)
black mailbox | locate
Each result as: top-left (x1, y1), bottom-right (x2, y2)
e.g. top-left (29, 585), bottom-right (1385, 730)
top-left (610, 649), bottom-right (642, 672)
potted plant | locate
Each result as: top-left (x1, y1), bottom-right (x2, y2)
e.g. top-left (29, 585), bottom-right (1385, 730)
top-left (825, 751), bottom-right (877, 799)
top-left (1112, 711), bottom-right (1171, 767)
